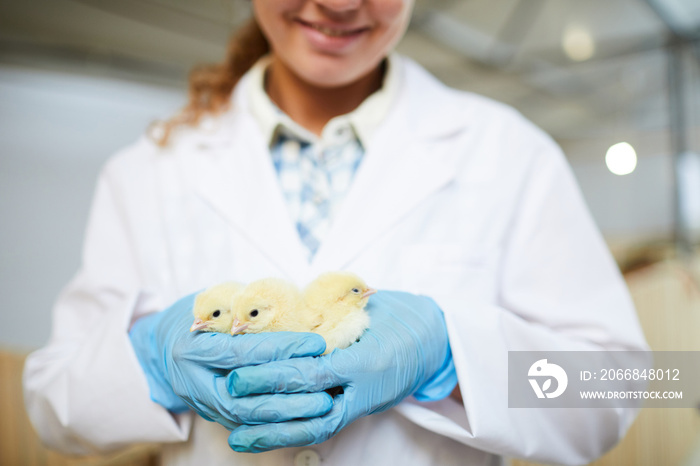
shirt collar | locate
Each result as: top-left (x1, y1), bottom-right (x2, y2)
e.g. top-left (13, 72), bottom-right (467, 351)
top-left (247, 54), bottom-right (401, 148)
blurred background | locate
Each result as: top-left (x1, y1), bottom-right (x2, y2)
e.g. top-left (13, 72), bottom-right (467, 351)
top-left (0, 0), bottom-right (699, 465)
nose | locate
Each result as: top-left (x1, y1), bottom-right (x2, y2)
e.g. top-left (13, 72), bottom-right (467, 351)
top-left (314, 0), bottom-right (362, 13)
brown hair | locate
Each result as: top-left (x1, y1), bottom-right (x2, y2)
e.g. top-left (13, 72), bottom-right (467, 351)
top-left (153, 18), bottom-right (269, 146)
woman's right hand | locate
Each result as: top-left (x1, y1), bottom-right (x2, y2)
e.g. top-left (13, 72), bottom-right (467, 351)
top-left (129, 292), bottom-right (332, 430)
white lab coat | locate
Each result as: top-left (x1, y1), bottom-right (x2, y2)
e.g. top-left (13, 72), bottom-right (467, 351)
top-left (24, 56), bottom-right (648, 466)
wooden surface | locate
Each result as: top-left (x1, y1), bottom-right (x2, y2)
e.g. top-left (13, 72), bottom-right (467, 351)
top-left (0, 351), bottom-right (161, 466)
top-left (513, 257), bottom-right (700, 466)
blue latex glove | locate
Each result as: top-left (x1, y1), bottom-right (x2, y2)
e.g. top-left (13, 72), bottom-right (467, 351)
top-left (129, 292), bottom-right (333, 430)
top-left (225, 290), bottom-right (457, 452)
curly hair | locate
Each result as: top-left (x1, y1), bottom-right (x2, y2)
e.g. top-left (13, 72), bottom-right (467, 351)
top-left (154, 18), bottom-right (270, 146)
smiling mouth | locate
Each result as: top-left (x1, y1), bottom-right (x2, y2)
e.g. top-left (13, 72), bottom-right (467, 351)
top-left (297, 19), bottom-right (368, 37)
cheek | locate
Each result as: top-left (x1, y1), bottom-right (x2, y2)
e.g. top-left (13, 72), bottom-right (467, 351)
top-left (365, 0), bottom-right (413, 51)
top-left (252, 0), bottom-right (299, 43)
top-left (370, 0), bottom-right (410, 22)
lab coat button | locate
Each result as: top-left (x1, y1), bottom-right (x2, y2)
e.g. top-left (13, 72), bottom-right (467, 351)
top-left (294, 449), bottom-right (320, 466)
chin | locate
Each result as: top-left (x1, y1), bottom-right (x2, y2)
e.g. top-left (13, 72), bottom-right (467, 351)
top-left (292, 53), bottom-right (382, 88)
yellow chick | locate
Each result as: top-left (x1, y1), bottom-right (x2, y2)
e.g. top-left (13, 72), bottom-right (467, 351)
top-left (190, 281), bottom-right (245, 333)
top-left (229, 278), bottom-right (316, 336)
top-left (303, 272), bottom-right (376, 355)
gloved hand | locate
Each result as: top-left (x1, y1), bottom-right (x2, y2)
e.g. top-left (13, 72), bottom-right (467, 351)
top-left (225, 290), bottom-right (457, 452)
top-left (129, 292), bottom-right (333, 430)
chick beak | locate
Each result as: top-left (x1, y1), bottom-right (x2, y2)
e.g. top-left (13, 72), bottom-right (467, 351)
top-left (230, 318), bottom-right (249, 335)
top-left (362, 288), bottom-right (377, 298)
top-left (190, 319), bottom-right (209, 332)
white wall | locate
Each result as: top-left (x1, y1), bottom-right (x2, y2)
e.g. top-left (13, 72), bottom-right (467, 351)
top-left (0, 65), bottom-right (183, 350)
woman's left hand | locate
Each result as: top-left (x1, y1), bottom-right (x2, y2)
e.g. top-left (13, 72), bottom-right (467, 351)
top-left (225, 290), bottom-right (458, 452)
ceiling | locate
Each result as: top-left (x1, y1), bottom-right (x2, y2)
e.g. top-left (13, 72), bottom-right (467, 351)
top-left (1, 0), bottom-right (698, 159)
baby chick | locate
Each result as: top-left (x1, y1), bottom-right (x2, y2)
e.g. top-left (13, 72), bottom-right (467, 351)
top-left (229, 278), bottom-right (317, 336)
top-left (190, 281), bottom-right (245, 333)
top-left (303, 272), bottom-right (376, 355)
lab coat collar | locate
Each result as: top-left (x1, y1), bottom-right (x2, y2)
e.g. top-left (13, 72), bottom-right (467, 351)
top-left (172, 80), bottom-right (312, 280)
top-left (177, 55), bottom-right (468, 150)
top-left (178, 55), bottom-right (472, 278)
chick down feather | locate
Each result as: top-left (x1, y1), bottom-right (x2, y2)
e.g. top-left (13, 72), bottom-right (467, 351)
top-left (229, 278), bottom-right (317, 335)
top-left (191, 274), bottom-right (375, 357)
top-left (190, 281), bottom-right (245, 333)
top-left (303, 271), bottom-right (375, 355)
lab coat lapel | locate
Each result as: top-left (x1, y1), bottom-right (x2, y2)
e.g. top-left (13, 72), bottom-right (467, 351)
top-left (180, 110), bottom-right (311, 280)
top-left (314, 59), bottom-right (470, 271)
top-left (313, 132), bottom-right (462, 272)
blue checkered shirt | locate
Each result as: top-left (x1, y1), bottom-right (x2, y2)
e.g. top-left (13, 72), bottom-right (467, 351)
top-left (270, 127), bottom-right (364, 259)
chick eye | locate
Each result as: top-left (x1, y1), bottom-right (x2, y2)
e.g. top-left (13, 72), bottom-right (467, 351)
top-left (212, 310), bottom-right (221, 318)
top-left (351, 288), bottom-right (360, 294)
top-left (250, 309), bottom-right (259, 317)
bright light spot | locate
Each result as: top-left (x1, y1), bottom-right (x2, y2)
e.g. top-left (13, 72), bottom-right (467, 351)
top-left (562, 25), bottom-right (595, 61)
top-left (606, 142), bottom-right (637, 175)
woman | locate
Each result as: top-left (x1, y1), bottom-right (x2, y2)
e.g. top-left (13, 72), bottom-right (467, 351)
top-left (24, 1), bottom-right (648, 465)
